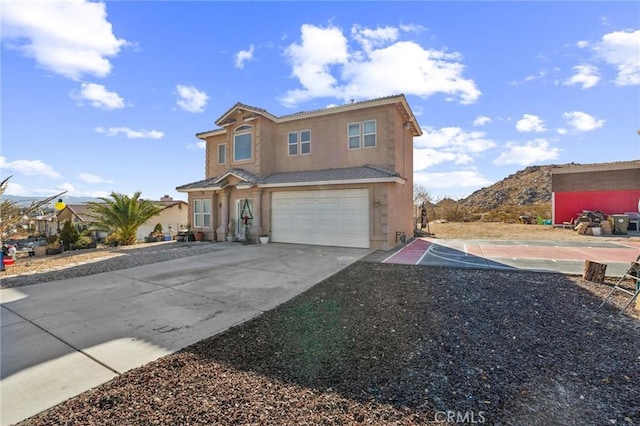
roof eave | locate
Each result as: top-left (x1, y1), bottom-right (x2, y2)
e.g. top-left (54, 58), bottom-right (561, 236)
top-left (259, 177), bottom-right (406, 188)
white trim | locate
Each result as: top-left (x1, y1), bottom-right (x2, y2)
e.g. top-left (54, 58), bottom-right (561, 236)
top-left (363, 119), bottom-right (377, 148)
top-left (217, 143), bottom-right (226, 164)
top-left (259, 177), bottom-right (405, 188)
top-left (214, 171), bottom-right (253, 184)
top-left (196, 129), bottom-right (226, 139)
top-left (347, 122), bottom-right (361, 150)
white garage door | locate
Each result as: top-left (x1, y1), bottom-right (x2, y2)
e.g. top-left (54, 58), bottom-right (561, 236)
top-left (272, 189), bottom-right (369, 248)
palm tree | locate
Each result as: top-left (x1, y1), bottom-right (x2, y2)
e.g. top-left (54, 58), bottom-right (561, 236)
top-left (86, 192), bottom-right (165, 245)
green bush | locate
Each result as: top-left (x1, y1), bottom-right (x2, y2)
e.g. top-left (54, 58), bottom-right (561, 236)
top-left (59, 221), bottom-right (80, 250)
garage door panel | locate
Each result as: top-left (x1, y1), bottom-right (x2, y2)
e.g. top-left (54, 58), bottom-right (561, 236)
top-left (272, 189), bottom-right (369, 248)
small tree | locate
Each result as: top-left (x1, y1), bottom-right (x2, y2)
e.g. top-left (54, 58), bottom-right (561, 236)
top-left (413, 183), bottom-right (432, 206)
top-left (59, 220), bottom-right (80, 250)
top-left (0, 176), bottom-right (66, 240)
top-left (85, 192), bottom-right (165, 246)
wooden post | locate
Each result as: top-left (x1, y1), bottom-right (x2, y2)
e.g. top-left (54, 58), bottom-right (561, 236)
top-left (583, 260), bottom-right (607, 283)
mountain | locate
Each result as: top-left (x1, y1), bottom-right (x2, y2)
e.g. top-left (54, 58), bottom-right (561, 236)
top-left (460, 165), bottom-right (556, 210)
top-left (2, 195), bottom-right (102, 205)
top-left (458, 160), bottom-right (636, 212)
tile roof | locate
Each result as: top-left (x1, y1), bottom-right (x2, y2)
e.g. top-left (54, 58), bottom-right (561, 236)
top-left (264, 165), bottom-right (401, 184)
top-left (278, 94), bottom-right (406, 119)
top-left (176, 165), bottom-right (403, 191)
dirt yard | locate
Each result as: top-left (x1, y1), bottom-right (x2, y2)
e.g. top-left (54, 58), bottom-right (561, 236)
top-left (427, 221), bottom-right (640, 242)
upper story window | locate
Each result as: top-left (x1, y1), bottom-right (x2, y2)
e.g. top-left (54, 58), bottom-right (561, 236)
top-left (348, 120), bottom-right (376, 150)
top-left (363, 120), bottom-right (376, 148)
top-left (233, 125), bottom-right (252, 162)
top-left (348, 123), bottom-right (361, 149)
top-left (288, 130), bottom-right (311, 156)
top-left (217, 144), bottom-right (226, 164)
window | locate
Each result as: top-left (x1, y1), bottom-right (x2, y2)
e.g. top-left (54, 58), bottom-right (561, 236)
top-left (348, 123), bottom-right (361, 149)
top-left (363, 120), bottom-right (376, 148)
top-left (300, 130), bottom-right (311, 154)
top-left (348, 120), bottom-right (376, 149)
top-left (217, 144), bottom-right (226, 164)
top-left (193, 199), bottom-right (212, 228)
top-left (288, 130), bottom-right (311, 156)
top-left (233, 125), bottom-right (252, 161)
top-left (288, 132), bottom-right (298, 156)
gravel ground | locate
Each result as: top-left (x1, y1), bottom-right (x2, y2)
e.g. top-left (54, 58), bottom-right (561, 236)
top-left (1, 241), bottom-right (224, 289)
top-left (20, 261), bottom-right (640, 425)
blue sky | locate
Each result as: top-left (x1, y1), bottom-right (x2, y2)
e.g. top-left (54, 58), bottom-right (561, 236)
top-left (2, 1), bottom-right (639, 202)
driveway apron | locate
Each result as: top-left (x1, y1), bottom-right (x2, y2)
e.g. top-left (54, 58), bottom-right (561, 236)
top-left (0, 243), bottom-right (370, 426)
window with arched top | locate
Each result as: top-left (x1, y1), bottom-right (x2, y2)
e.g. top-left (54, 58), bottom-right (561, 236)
top-left (233, 125), bottom-right (252, 161)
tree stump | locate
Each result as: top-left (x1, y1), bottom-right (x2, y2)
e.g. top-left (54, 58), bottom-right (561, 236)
top-left (583, 260), bottom-right (607, 283)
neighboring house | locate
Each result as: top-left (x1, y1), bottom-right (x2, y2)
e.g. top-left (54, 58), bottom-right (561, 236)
top-left (176, 94), bottom-right (421, 250)
top-left (551, 161), bottom-right (640, 225)
top-left (56, 196), bottom-right (188, 242)
top-left (136, 196), bottom-right (189, 241)
top-left (57, 204), bottom-right (94, 230)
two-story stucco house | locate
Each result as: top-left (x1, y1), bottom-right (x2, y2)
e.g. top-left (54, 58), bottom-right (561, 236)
top-left (176, 94), bottom-right (421, 250)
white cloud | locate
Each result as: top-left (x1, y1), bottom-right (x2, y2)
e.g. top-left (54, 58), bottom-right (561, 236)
top-left (72, 83), bottom-right (125, 109)
top-left (58, 182), bottom-right (76, 193)
top-left (493, 139), bottom-right (561, 166)
top-left (281, 23), bottom-right (480, 107)
top-left (562, 111), bottom-right (605, 132)
top-left (564, 64), bottom-right (600, 89)
top-left (557, 128), bottom-right (568, 135)
top-left (78, 173), bottom-right (113, 184)
top-left (2, 181), bottom-right (29, 196)
top-left (0, 156), bottom-right (61, 178)
top-left (185, 140), bottom-right (206, 151)
top-left (576, 40), bottom-right (589, 48)
top-left (473, 115), bottom-right (492, 126)
top-left (352, 24), bottom-right (399, 52)
top-left (594, 29), bottom-right (640, 86)
top-left (509, 69), bottom-right (548, 85)
top-left (516, 114), bottom-right (547, 133)
top-left (414, 170), bottom-right (492, 190)
top-left (0, 0), bottom-right (127, 80)
top-left (413, 126), bottom-right (496, 171)
top-left (95, 127), bottom-right (164, 139)
top-left (235, 45), bottom-right (255, 69)
top-left (176, 84), bottom-right (209, 113)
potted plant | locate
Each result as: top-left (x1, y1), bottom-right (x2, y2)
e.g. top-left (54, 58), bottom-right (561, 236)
top-left (45, 235), bottom-right (63, 255)
top-left (259, 234), bottom-right (270, 244)
top-left (151, 223), bottom-right (164, 242)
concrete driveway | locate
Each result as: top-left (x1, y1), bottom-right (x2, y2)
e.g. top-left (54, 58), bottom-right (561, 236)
top-left (0, 243), bottom-right (370, 426)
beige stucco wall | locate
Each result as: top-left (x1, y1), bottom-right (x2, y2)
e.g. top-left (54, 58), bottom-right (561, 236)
top-left (204, 104), bottom-right (411, 180)
top-left (137, 204), bottom-right (189, 241)
top-left (195, 100), bottom-right (415, 250)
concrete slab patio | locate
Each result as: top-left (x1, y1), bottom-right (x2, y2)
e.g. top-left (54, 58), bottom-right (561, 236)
top-left (383, 237), bottom-right (640, 277)
top-left (0, 243), bottom-right (370, 426)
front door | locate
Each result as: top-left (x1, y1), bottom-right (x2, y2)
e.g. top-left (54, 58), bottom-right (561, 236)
top-left (236, 198), bottom-right (253, 240)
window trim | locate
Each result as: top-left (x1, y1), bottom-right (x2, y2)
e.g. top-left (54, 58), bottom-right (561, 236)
top-left (193, 199), bottom-right (212, 228)
top-left (348, 122), bottom-right (361, 150)
top-left (363, 119), bottom-right (377, 148)
top-left (288, 131), bottom-right (298, 156)
top-left (300, 129), bottom-right (311, 155)
top-left (217, 143), bottom-right (226, 164)
top-left (287, 129), bottom-right (312, 156)
top-left (233, 125), bottom-right (253, 162)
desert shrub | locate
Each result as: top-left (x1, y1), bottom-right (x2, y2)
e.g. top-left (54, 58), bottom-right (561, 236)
top-left (104, 232), bottom-right (121, 246)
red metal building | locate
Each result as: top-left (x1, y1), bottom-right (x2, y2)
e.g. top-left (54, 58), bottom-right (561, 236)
top-left (551, 161), bottom-right (640, 225)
